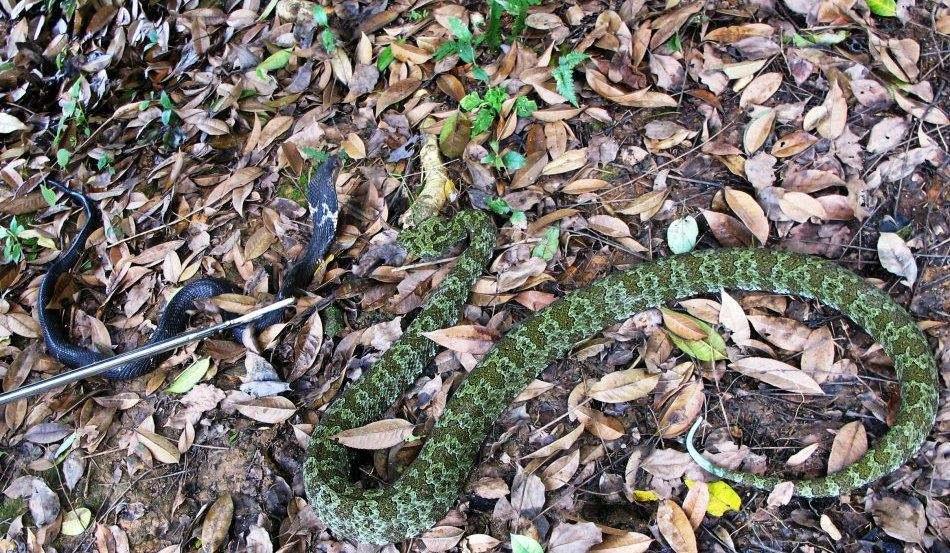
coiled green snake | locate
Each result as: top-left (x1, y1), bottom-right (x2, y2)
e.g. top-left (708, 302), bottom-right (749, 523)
top-left (305, 209), bottom-right (938, 543)
top-left (39, 160), bottom-right (938, 544)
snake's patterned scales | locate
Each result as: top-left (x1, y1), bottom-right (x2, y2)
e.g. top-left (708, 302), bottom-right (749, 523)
top-left (305, 210), bottom-right (938, 544)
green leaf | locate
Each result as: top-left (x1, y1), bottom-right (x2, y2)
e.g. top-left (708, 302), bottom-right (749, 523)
top-left (552, 52), bottom-right (589, 107)
top-left (301, 147), bottom-right (328, 162)
top-left (472, 66), bottom-right (490, 82)
top-left (509, 210), bottom-right (527, 228)
top-left (434, 41), bottom-right (460, 61)
top-left (161, 109), bottom-right (172, 125)
top-left (459, 92), bottom-right (482, 112)
top-left (320, 28), bottom-right (337, 52)
top-left (471, 108), bottom-right (496, 136)
top-left (159, 90), bottom-right (174, 110)
top-left (40, 185), bottom-right (57, 207)
top-left (312, 4), bottom-right (328, 26)
top-left (481, 150), bottom-right (503, 168)
top-left (511, 534), bottom-right (544, 553)
top-left (447, 17), bottom-right (472, 42)
top-left (867, 0), bottom-right (896, 16)
top-left (166, 357), bottom-right (211, 394)
top-left (487, 197), bottom-right (512, 216)
top-left (377, 46), bottom-right (395, 70)
top-left (667, 319), bottom-right (727, 362)
top-left (256, 48), bottom-right (292, 78)
top-left (138, 100), bottom-right (150, 111)
top-left (61, 507), bottom-right (92, 536)
top-left (810, 30), bottom-right (850, 45)
top-left (790, 33), bottom-right (814, 47)
top-left (483, 86), bottom-right (508, 112)
top-left (532, 226), bottom-right (560, 260)
top-left (502, 150), bottom-right (526, 171)
top-left (56, 148), bottom-right (71, 169)
top-left (457, 41), bottom-right (476, 64)
top-left (667, 215), bottom-right (698, 254)
top-left (8, 216), bottom-right (23, 236)
top-left (514, 95), bottom-right (537, 117)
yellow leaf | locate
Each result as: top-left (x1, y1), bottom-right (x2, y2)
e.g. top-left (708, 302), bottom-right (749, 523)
top-left (685, 479), bottom-right (741, 516)
top-left (632, 489), bottom-right (660, 501)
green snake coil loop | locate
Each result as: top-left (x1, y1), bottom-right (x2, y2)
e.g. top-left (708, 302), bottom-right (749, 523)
top-left (304, 211), bottom-right (937, 544)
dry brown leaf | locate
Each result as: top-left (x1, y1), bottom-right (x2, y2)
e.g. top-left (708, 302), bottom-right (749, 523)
top-left (243, 227), bottom-right (275, 261)
top-left (657, 500), bottom-right (698, 553)
top-left (877, 232), bottom-right (917, 286)
top-left (719, 289), bottom-right (751, 344)
top-left (375, 78), bottom-right (421, 117)
top-left (682, 480), bottom-right (709, 529)
top-left (525, 425), bottom-right (585, 459)
top-left (739, 72), bottom-right (782, 108)
top-left (786, 443), bottom-right (820, 467)
top-left (747, 314), bottom-right (810, 351)
top-left (800, 326), bottom-right (834, 383)
top-left (894, 92), bottom-right (949, 125)
top-left (778, 191), bottom-right (827, 222)
top-left (591, 532), bottom-right (652, 553)
top-left (743, 107), bottom-right (775, 154)
top-left (587, 368), bottom-right (660, 403)
top-left (771, 131), bottom-right (817, 158)
top-left (541, 449), bottom-right (580, 490)
top-left (827, 421), bottom-right (868, 474)
top-left (867, 117), bottom-right (910, 154)
top-left (391, 42), bottom-right (432, 65)
top-left (729, 357), bottom-right (825, 395)
top-left (816, 81), bottom-right (847, 139)
top-left (724, 188), bottom-right (769, 245)
top-left (588, 215), bottom-right (631, 238)
top-left (136, 428), bottom-right (181, 464)
top-left (234, 396), bottom-right (296, 424)
top-left (200, 493), bottom-right (233, 553)
top-left (542, 149), bottom-right (588, 175)
top-left (332, 418), bottom-right (415, 450)
top-left (658, 380), bottom-right (703, 437)
top-left (660, 308), bottom-right (707, 341)
top-left (704, 23), bottom-right (774, 42)
top-left (702, 210), bottom-right (754, 247)
top-left (870, 495), bottom-right (927, 544)
top-left (421, 526), bottom-right (465, 552)
top-left (782, 169), bottom-right (846, 193)
top-left (422, 325), bottom-right (499, 355)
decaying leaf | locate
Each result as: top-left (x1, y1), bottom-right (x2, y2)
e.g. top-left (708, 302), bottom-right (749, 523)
top-left (332, 418), bottom-right (415, 450)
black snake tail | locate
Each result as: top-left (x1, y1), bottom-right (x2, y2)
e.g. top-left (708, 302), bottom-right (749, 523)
top-left (38, 155), bottom-right (339, 380)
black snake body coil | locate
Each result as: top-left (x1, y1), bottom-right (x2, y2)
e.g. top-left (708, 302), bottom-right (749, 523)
top-left (38, 156), bottom-right (338, 379)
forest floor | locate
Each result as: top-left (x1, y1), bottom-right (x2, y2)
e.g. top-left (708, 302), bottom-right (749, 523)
top-left (0, 0), bottom-right (948, 552)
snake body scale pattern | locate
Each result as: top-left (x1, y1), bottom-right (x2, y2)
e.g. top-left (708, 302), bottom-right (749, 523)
top-left (305, 210), bottom-right (938, 543)
top-left (39, 159), bottom-right (938, 545)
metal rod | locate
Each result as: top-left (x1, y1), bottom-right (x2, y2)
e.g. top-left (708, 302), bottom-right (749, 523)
top-left (0, 298), bottom-right (294, 406)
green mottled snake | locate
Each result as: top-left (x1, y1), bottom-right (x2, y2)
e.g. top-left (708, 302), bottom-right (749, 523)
top-left (304, 210), bottom-right (938, 544)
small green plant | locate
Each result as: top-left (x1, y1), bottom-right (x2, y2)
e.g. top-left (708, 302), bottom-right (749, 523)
top-left (408, 9), bottom-right (428, 21)
top-left (159, 90), bottom-right (176, 125)
top-left (40, 185), bottom-right (57, 207)
top-left (481, 140), bottom-right (526, 172)
top-left (513, 95), bottom-right (537, 117)
top-left (434, 17), bottom-right (488, 81)
top-left (486, 197), bottom-right (526, 228)
top-left (1, 217), bottom-right (30, 264)
top-left (377, 45), bottom-right (395, 71)
top-left (552, 52), bottom-right (589, 107)
top-left (54, 78), bottom-right (88, 149)
top-left (95, 151), bottom-right (116, 175)
top-left (312, 5), bottom-right (338, 53)
top-left (485, 0), bottom-right (541, 49)
top-left (459, 86), bottom-right (508, 136)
